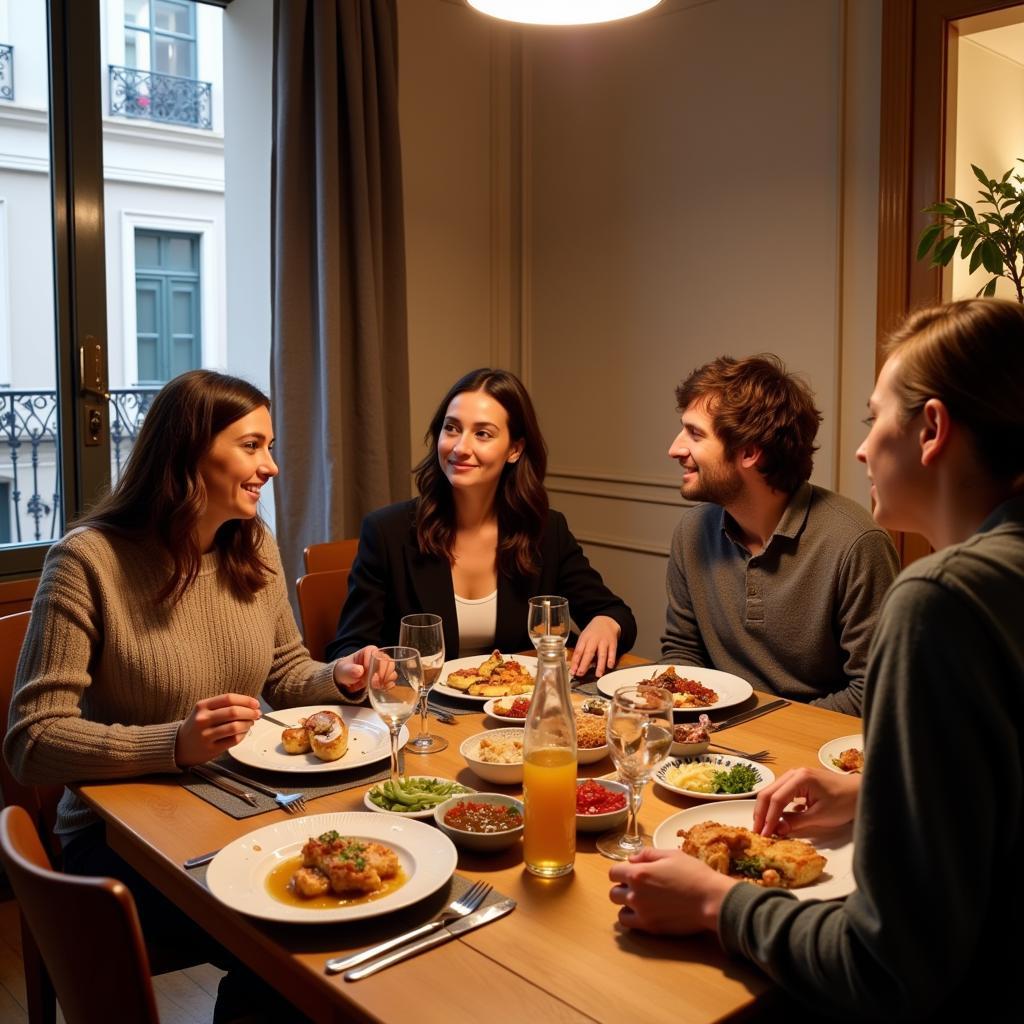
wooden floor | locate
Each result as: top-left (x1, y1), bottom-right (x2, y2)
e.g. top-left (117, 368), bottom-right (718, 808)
top-left (0, 896), bottom-right (224, 1023)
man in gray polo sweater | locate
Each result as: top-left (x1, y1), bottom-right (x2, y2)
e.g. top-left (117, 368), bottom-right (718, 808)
top-left (661, 355), bottom-right (898, 715)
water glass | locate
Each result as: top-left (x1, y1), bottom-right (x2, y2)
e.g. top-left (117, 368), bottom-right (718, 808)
top-left (399, 613), bottom-right (448, 754)
top-left (367, 646), bottom-right (422, 784)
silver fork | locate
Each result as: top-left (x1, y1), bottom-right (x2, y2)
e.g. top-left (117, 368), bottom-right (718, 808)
top-left (324, 880), bottom-right (492, 974)
top-left (709, 742), bottom-right (774, 763)
top-left (204, 762), bottom-right (307, 814)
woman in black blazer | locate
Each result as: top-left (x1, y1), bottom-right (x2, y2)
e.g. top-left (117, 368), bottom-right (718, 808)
top-left (327, 369), bottom-right (636, 676)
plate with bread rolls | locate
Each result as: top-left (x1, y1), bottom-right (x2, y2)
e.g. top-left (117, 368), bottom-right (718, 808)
top-left (228, 706), bottom-right (410, 773)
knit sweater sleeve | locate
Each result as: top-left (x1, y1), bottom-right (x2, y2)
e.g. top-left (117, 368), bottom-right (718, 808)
top-left (660, 517), bottom-right (710, 666)
top-left (3, 537), bottom-right (182, 785)
top-left (259, 536), bottom-right (364, 708)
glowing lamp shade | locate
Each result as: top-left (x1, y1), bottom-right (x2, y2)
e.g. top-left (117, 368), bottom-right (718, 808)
top-left (466, 1), bottom-right (664, 26)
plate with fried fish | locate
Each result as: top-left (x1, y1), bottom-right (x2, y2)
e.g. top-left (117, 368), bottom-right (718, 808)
top-left (653, 799), bottom-right (855, 901)
top-left (432, 652), bottom-right (537, 702)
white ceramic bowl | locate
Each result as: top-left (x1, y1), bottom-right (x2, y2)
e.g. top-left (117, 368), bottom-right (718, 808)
top-left (575, 778), bottom-right (629, 833)
top-left (576, 742), bottom-right (610, 765)
top-left (460, 728), bottom-right (524, 786)
top-left (433, 793), bottom-right (524, 853)
top-left (669, 737), bottom-right (710, 758)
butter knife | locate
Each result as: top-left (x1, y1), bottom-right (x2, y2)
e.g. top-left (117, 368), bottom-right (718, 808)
top-left (712, 699), bottom-right (790, 731)
top-left (343, 898), bottom-right (516, 981)
top-left (190, 765), bottom-right (259, 807)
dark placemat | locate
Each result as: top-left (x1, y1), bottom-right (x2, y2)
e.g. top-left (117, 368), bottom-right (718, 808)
top-left (426, 695), bottom-right (480, 716)
top-left (182, 759), bottom-right (390, 819)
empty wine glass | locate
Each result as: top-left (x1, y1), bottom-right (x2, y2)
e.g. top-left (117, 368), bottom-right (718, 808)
top-left (597, 685), bottom-right (673, 860)
top-left (528, 595), bottom-right (569, 650)
top-left (367, 646), bottom-right (422, 785)
top-left (399, 613), bottom-right (448, 754)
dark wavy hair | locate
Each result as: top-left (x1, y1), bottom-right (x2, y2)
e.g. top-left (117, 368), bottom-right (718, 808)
top-left (675, 355), bottom-right (822, 494)
top-left (413, 369), bottom-right (548, 578)
top-left (886, 299), bottom-right (1024, 482)
top-left (76, 370), bottom-right (273, 602)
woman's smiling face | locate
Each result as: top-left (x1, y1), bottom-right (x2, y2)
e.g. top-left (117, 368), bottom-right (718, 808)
top-left (197, 405), bottom-right (278, 530)
top-left (437, 389), bottom-right (522, 495)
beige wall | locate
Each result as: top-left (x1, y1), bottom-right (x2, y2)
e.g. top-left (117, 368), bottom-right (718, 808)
top-left (399, 0), bottom-right (883, 659)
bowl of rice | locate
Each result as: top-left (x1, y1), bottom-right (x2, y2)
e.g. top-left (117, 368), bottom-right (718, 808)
top-left (575, 710), bottom-right (610, 765)
top-left (460, 728), bottom-right (524, 785)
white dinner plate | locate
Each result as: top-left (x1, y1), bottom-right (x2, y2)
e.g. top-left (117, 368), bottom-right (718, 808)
top-left (596, 665), bottom-right (753, 714)
top-left (433, 655), bottom-right (538, 703)
top-left (818, 734), bottom-right (865, 775)
top-left (363, 777), bottom-right (476, 820)
top-left (653, 799), bottom-right (856, 902)
top-left (228, 706), bottom-right (408, 774)
top-left (482, 697), bottom-right (530, 724)
top-left (654, 753), bottom-right (775, 801)
top-left (206, 811), bottom-right (458, 923)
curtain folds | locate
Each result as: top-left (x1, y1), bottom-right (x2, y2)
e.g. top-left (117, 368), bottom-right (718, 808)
top-left (271, 0), bottom-right (410, 598)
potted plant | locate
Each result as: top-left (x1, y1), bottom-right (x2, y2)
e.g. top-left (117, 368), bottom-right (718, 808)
top-left (917, 161), bottom-right (1024, 302)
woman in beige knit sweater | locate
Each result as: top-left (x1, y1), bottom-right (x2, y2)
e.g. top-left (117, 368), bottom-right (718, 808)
top-left (3, 370), bottom-right (374, 1020)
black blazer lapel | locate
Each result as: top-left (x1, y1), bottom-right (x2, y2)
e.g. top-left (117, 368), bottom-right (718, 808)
top-left (494, 573), bottom-right (530, 653)
top-left (403, 542), bottom-right (460, 658)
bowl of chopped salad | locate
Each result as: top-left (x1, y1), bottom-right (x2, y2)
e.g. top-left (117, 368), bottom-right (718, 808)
top-left (654, 754), bottom-right (774, 801)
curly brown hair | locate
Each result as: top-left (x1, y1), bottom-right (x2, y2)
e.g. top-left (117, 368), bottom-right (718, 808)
top-left (675, 355), bottom-right (822, 494)
top-left (413, 368), bottom-right (548, 578)
top-left (885, 299), bottom-right (1024, 482)
top-left (76, 370), bottom-right (273, 602)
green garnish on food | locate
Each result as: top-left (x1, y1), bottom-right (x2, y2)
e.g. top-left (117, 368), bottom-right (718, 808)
top-left (710, 763), bottom-right (761, 794)
top-left (733, 856), bottom-right (766, 878)
top-left (368, 777), bottom-right (472, 812)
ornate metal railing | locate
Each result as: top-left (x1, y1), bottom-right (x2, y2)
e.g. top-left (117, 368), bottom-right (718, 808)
top-left (0, 387), bottom-right (159, 544)
top-left (108, 64), bottom-right (212, 129)
top-left (0, 44), bottom-right (13, 102)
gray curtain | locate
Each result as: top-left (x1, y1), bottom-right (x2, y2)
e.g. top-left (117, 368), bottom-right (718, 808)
top-left (271, 0), bottom-right (410, 596)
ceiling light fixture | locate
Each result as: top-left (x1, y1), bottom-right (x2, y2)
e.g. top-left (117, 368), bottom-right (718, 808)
top-left (466, 1), bottom-right (664, 27)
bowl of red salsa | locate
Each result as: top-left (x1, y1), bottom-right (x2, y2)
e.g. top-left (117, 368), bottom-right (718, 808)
top-left (433, 793), bottom-right (524, 852)
top-left (575, 778), bottom-right (629, 833)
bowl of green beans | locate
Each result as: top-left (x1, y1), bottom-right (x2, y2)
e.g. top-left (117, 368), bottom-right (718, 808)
top-left (363, 776), bottom-right (476, 819)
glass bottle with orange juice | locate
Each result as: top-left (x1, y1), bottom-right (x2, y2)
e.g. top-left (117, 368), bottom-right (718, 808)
top-left (523, 634), bottom-right (577, 877)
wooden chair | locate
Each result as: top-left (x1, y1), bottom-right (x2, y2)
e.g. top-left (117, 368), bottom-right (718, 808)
top-left (296, 569), bottom-right (350, 661)
top-left (302, 538), bottom-right (359, 575)
top-left (0, 612), bottom-right (62, 862)
top-left (0, 805), bottom-right (160, 1024)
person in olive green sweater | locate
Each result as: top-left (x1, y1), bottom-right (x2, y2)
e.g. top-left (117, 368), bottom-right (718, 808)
top-left (3, 370), bottom-right (377, 1022)
top-left (611, 299), bottom-right (1024, 1019)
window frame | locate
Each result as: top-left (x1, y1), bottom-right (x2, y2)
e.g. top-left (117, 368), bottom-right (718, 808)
top-left (124, 0), bottom-right (198, 80)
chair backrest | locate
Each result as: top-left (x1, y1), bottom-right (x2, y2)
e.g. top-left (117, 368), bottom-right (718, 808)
top-left (0, 805), bottom-right (160, 1024)
top-left (0, 611), bottom-right (62, 862)
top-left (303, 538), bottom-right (360, 575)
top-left (296, 569), bottom-right (350, 662)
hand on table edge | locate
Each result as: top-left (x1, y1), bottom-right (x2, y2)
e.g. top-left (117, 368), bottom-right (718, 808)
top-left (174, 692), bottom-right (261, 767)
top-left (608, 847), bottom-right (736, 935)
top-left (570, 615), bottom-right (621, 678)
top-left (752, 766), bottom-right (860, 837)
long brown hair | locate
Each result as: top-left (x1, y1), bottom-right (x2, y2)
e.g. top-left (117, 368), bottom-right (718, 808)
top-left (76, 370), bottom-right (273, 602)
top-left (886, 299), bottom-right (1024, 483)
top-left (413, 369), bottom-right (548, 578)
top-left (675, 354), bottom-right (822, 494)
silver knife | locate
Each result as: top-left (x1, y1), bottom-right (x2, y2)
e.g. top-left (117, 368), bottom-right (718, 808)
top-left (712, 699), bottom-right (790, 731)
top-left (343, 898), bottom-right (516, 981)
top-left (190, 765), bottom-right (259, 807)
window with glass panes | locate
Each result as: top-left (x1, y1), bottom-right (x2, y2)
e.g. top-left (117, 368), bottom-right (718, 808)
top-left (135, 230), bottom-right (201, 385)
top-left (124, 0), bottom-right (197, 79)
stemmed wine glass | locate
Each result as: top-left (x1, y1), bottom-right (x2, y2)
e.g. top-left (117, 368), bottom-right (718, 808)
top-left (597, 685), bottom-right (674, 860)
top-left (528, 596), bottom-right (569, 650)
top-left (367, 646), bottom-right (422, 785)
top-left (398, 613), bottom-right (448, 754)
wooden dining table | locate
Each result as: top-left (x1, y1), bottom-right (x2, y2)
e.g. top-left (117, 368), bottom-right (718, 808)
top-left (77, 658), bottom-right (861, 1024)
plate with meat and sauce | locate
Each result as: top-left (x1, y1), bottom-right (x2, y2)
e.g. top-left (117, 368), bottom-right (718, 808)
top-left (432, 653), bottom-right (537, 703)
top-left (205, 811), bottom-right (458, 923)
top-left (596, 665), bottom-right (753, 714)
top-left (818, 734), bottom-right (865, 775)
top-left (228, 705), bottom-right (409, 774)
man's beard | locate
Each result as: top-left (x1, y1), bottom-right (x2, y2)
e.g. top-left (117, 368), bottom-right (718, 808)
top-left (679, 462), bottom-right (743, 506)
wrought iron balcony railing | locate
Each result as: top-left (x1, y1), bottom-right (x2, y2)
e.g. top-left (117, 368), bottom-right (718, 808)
top-left (108, 64), bottom-right (212, 129)
top-left (0, 44), bottom-right (13, 102)
top-left (0, 387), bottom-right (160, 544)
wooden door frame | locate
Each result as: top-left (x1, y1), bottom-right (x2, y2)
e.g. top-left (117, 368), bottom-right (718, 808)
top-left (877, 0), bottom-right (1023, 563)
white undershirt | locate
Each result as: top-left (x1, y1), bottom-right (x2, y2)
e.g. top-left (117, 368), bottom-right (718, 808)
top-left (454, 590), bottom-right (498, 656)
